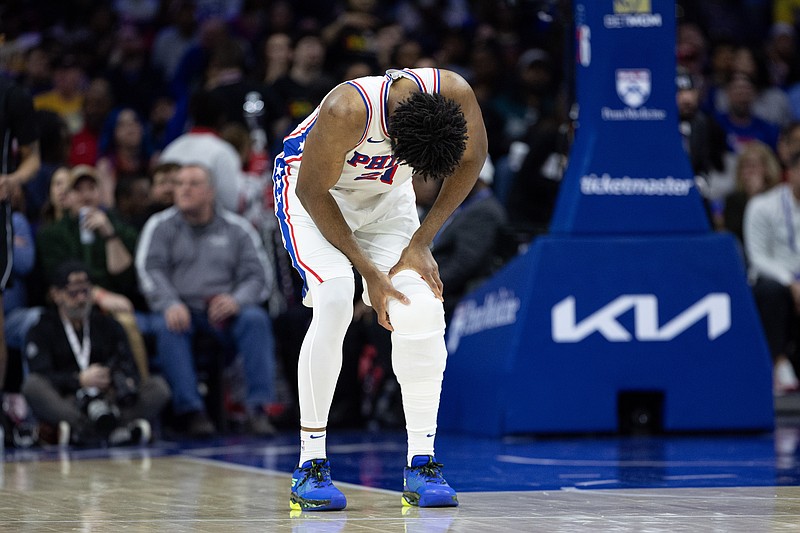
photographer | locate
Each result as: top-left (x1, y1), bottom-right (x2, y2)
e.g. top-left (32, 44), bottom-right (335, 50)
top-left (22, 260), bottom-right (170, 446)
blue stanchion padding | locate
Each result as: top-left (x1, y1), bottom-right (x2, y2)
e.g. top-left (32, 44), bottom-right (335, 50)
top-left (550, 0), bottom-right (710, 235)
top-left (440, 233), bottom-right (774, 437)
top-left (438, 1), bottom-right (773, 437)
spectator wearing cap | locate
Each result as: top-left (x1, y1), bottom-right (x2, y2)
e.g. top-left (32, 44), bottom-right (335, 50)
top-left (35, 165), bottom-right (151, 378)
top-left (33, 55), bottom-right (87, 135)
top-left (22, 259), bottom-right (170, 446)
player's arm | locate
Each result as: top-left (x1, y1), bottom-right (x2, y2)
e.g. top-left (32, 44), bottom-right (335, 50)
top-left (0, 85), bottom-right (40, 199)
top-left (294, 85), bottom-right (409, 313)
top-left (389, 70), bottom-right (488, 291)
top-left (6, 141), bottom-right (40, 188)
top-left (4, 85), bottom-right (40, 187)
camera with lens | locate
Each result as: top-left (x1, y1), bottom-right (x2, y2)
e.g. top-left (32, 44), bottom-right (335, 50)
top-left (76, 388), bottom-right (120, 434)
top-left (111, 367), bottom-right (138, 408)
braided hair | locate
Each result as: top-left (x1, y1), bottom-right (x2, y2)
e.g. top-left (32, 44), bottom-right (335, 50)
top-left (388, 92), bottom-right (468, 181)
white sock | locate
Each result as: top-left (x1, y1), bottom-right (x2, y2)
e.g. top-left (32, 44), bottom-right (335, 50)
top-left (403, 379), bottom-right (440, 465)
top-left (299, 429), bottom-right (327, 466)
top-left (407, 428), bottom-right (436, 466)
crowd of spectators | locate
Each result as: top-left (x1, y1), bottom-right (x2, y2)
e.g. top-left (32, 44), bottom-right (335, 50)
top-left (0, 0), bottom-right (569, 442)
top-left (2, 0), bottom-right (800, 443)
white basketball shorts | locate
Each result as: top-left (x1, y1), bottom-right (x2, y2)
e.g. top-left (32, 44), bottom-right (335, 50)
top-left (275, 166), bottom-right (420, 307)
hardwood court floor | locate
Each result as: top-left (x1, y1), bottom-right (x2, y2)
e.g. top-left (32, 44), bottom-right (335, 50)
top-left (3, 415), bottom-right (800, 532)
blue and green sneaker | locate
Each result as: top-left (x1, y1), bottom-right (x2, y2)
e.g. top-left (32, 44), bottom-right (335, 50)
top-left (290, 458), bottom-right (347, 511)
top-left (402, 455), bottom-right (459, 507)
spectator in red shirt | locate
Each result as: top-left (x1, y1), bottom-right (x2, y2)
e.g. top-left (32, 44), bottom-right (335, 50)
top-left (69, 78), bottom-right (114, 167)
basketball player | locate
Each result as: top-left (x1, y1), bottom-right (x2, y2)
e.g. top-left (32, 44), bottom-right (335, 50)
top-left (0, 75), bottom-right (40, 392)
top-left (274, 68), bottom-right (487, 510)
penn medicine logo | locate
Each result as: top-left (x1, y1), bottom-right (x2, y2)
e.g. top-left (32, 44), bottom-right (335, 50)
top-left (616, 69), bottom-right (650, 108)
top-left (601, 68), bottom-right (666, 121)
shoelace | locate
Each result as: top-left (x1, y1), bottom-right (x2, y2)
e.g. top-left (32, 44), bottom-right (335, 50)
top-left (412, 460), bottom-right (446, 483)
top-left (304, 461), bottom-right (331, 487)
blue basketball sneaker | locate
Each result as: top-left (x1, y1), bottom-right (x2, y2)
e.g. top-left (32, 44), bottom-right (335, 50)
top-left (290, 459), bottom-right (347, 511)
top-left (402, 455), bottom-right (459, 507)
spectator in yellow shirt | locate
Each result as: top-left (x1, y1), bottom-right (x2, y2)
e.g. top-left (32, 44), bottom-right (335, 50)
top-left (33, 55), bottom-right (86, 135)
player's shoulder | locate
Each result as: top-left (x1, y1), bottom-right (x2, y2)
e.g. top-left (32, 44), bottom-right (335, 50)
top-left (436, 69), bottom-right (475, 103)
top-left (438, 69), bottom-right (471, 91)
top-left (317, 82), bottom-right (368, 129)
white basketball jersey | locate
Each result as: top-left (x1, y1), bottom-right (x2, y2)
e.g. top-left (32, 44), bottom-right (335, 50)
top-left (280, 68), bottom-right (442, 200)
top-left (273, 69), bottom-right (441, 301)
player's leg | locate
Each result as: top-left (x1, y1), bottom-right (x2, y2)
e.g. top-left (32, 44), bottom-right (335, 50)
top-left (297, 275), bottom-right (354, 454)
top-left (357, 192), bottom-right (458, 508)
top-left (387, 271), bottom-right (458, 508)
top-left (275, 169), bottom-right (354, 510)
top-left (290, 275), bottom-right (353, 512)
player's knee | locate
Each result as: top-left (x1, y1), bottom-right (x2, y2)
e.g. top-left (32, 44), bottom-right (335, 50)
top-left (388, 272), bottom-right (445, 336)
top-left (389, 292), bottom-right (445, 336)
top-left (312, 278), bottom-right (355, 327)
top-left (315, 297), bottom-right (354, 329)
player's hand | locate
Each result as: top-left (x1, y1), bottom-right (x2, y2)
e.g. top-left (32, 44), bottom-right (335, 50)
top-left (389, 243), bottom-right (444, 301)
top-left (165, 302), bottom-right (191, 333)
top-left (364, 270), bottom-right (409, 331)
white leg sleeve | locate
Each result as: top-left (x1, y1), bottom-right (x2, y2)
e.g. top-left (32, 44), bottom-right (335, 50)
top-left (298, 276), bottom-right (355, 428)
top-left (387, 270), bottom-right (447, 461)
